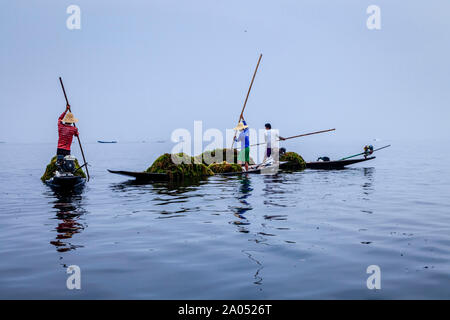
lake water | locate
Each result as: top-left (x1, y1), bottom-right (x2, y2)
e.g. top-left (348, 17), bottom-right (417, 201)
top-left (0, 140), bottom-right (449, 299)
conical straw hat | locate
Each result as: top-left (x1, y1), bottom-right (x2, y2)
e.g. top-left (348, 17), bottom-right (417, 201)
top-left (62, 112), bottom-right (78, 124)
top-left (234, 122), bottom-right (248, 131)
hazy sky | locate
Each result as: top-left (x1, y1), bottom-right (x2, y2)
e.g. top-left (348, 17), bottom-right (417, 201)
top-left (1, 0), bottom-right (449, 144)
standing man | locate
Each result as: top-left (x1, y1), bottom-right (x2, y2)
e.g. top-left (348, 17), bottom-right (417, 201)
top-left (234, 118), bottom-right (250, 172)
top-left (57, 104), bottom-right (79, 156)
top-left (264, 123), bottom-right (285, 161)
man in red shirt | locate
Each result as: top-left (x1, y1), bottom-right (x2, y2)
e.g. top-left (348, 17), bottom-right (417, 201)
top-left (57, 104), bottom-right (79, 156)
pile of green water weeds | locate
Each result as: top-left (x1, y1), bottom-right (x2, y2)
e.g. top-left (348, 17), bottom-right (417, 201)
top-left (145, 153), bottom-right (214, 181)
top-left (280, 152), bottom-right (306, 171)
top-left (194, 148), bottom-right (255, 166)
top-left (208, 161), bottom-right (242, 174)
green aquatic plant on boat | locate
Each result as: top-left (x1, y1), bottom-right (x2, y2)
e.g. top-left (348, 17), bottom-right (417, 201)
top-left (195, 148), bottom-right (255, 166)
top-left (279, 152), bottom-right (306, 171)
top-left (208, 161), bottom-right (242, 174)
top-left (146, 153), bottom-right (214, 181)
top-left (40, 156), bottom-right (86, 182)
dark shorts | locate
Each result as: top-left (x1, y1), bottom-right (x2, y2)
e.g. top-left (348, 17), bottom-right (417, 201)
top-left (266, 148), bottom-right (272, 157)
top-left (57, 148), bottom-right (71, 156)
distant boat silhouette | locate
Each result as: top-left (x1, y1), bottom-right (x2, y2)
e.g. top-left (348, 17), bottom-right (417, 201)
top-left (97, 141), bottom-right (117, 144)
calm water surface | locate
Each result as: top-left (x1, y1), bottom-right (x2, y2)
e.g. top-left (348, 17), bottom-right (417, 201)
top-left (0, 140), bottom-right (449, 299)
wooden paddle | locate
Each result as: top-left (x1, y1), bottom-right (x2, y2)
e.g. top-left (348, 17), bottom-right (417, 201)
top-left (248, 128), bottom-right (336, 147)
top-left (339, 144), bottom-right (391, 160)
top-left (231, 54), bottom-right (262, 149)
top-left (59, 77), bottom-right (90, 182)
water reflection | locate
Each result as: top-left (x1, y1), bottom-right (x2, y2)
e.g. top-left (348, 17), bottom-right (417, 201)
top-left (360, 167), bottom-right (375, 215)
top-left (110, 179), bottom-right (205, 195)
top-left (231, 176), bottom-right (253, 231)
top-left (230, 176), bottom-right (266, 288)
top-left (109, 179), bottom-right (205, 218)
top-left (243, 250), bottom-right (263, 287)
top-left (362, 167), bottom-right (374, 195)
top-left (49, 193), bottom-right (86, 253)
top-left (262, 174), bottom-right (289, 208)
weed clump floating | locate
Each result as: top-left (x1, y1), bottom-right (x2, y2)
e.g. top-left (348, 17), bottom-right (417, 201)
top-left (146, 153), bottom-right (214, 181)
top-left (194, 148), bottom-right (255, 166)
top-left (208, 162), bottom-right (242, 174)
top-left (280, 152), bottom-right (306, 171)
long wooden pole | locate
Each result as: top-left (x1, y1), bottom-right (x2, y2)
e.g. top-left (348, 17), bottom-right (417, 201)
top-left (231, 54), bottom-right (263, 148)
top-left (249, 128), bottom-right (336, 147)
top-left (59, 77), bottom-right (90, 181)
top-left (283, 128), bottom-right (336, 141)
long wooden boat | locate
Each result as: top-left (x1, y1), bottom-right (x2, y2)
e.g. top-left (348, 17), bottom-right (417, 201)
top-left (108, 161), bottom-right (285, 180)
top-left (306, 156), bottom-right (376, 170)
top-left (98, 140), bottom-right (117, 143)
top-left (108, 169), bottom-right (169, 181)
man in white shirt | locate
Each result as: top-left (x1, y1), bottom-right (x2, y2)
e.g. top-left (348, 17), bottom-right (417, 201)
top-left (264, 123), bottom-right (285, 162)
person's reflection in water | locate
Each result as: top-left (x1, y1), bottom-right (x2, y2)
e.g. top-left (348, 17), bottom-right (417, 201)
top-left (361, 167), bottom-right (375, 197)
top-left (231, 176), bottom-right (266, 289)
top-left (232, 176), bottom-right (253, 232)
top-left (50, 192), bottom-right (86, 252)
top-left (360, 167), bottom-right (375, 215)
top-left (262, 174), bottom-right (289, 208)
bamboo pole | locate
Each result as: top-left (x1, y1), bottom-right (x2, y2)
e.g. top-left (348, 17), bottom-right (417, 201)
top-left (231, 54), bottom-right (262, 149)
top-left (59, 77), bottom-right (90, 181)
top-left (249, 128), bottom-right (336, 147)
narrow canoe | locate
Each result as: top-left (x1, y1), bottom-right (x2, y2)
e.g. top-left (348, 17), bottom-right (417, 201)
top-left (98, 141), bottom-right (117, 143)
top-left (108, 168), bottom-right (267, 179)
top-left (306, 157), bottom-right (376, 170)
top-left (108, 169), bottom-right (169, 181)
top-left (109, 162), bottom-right (285, 179)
